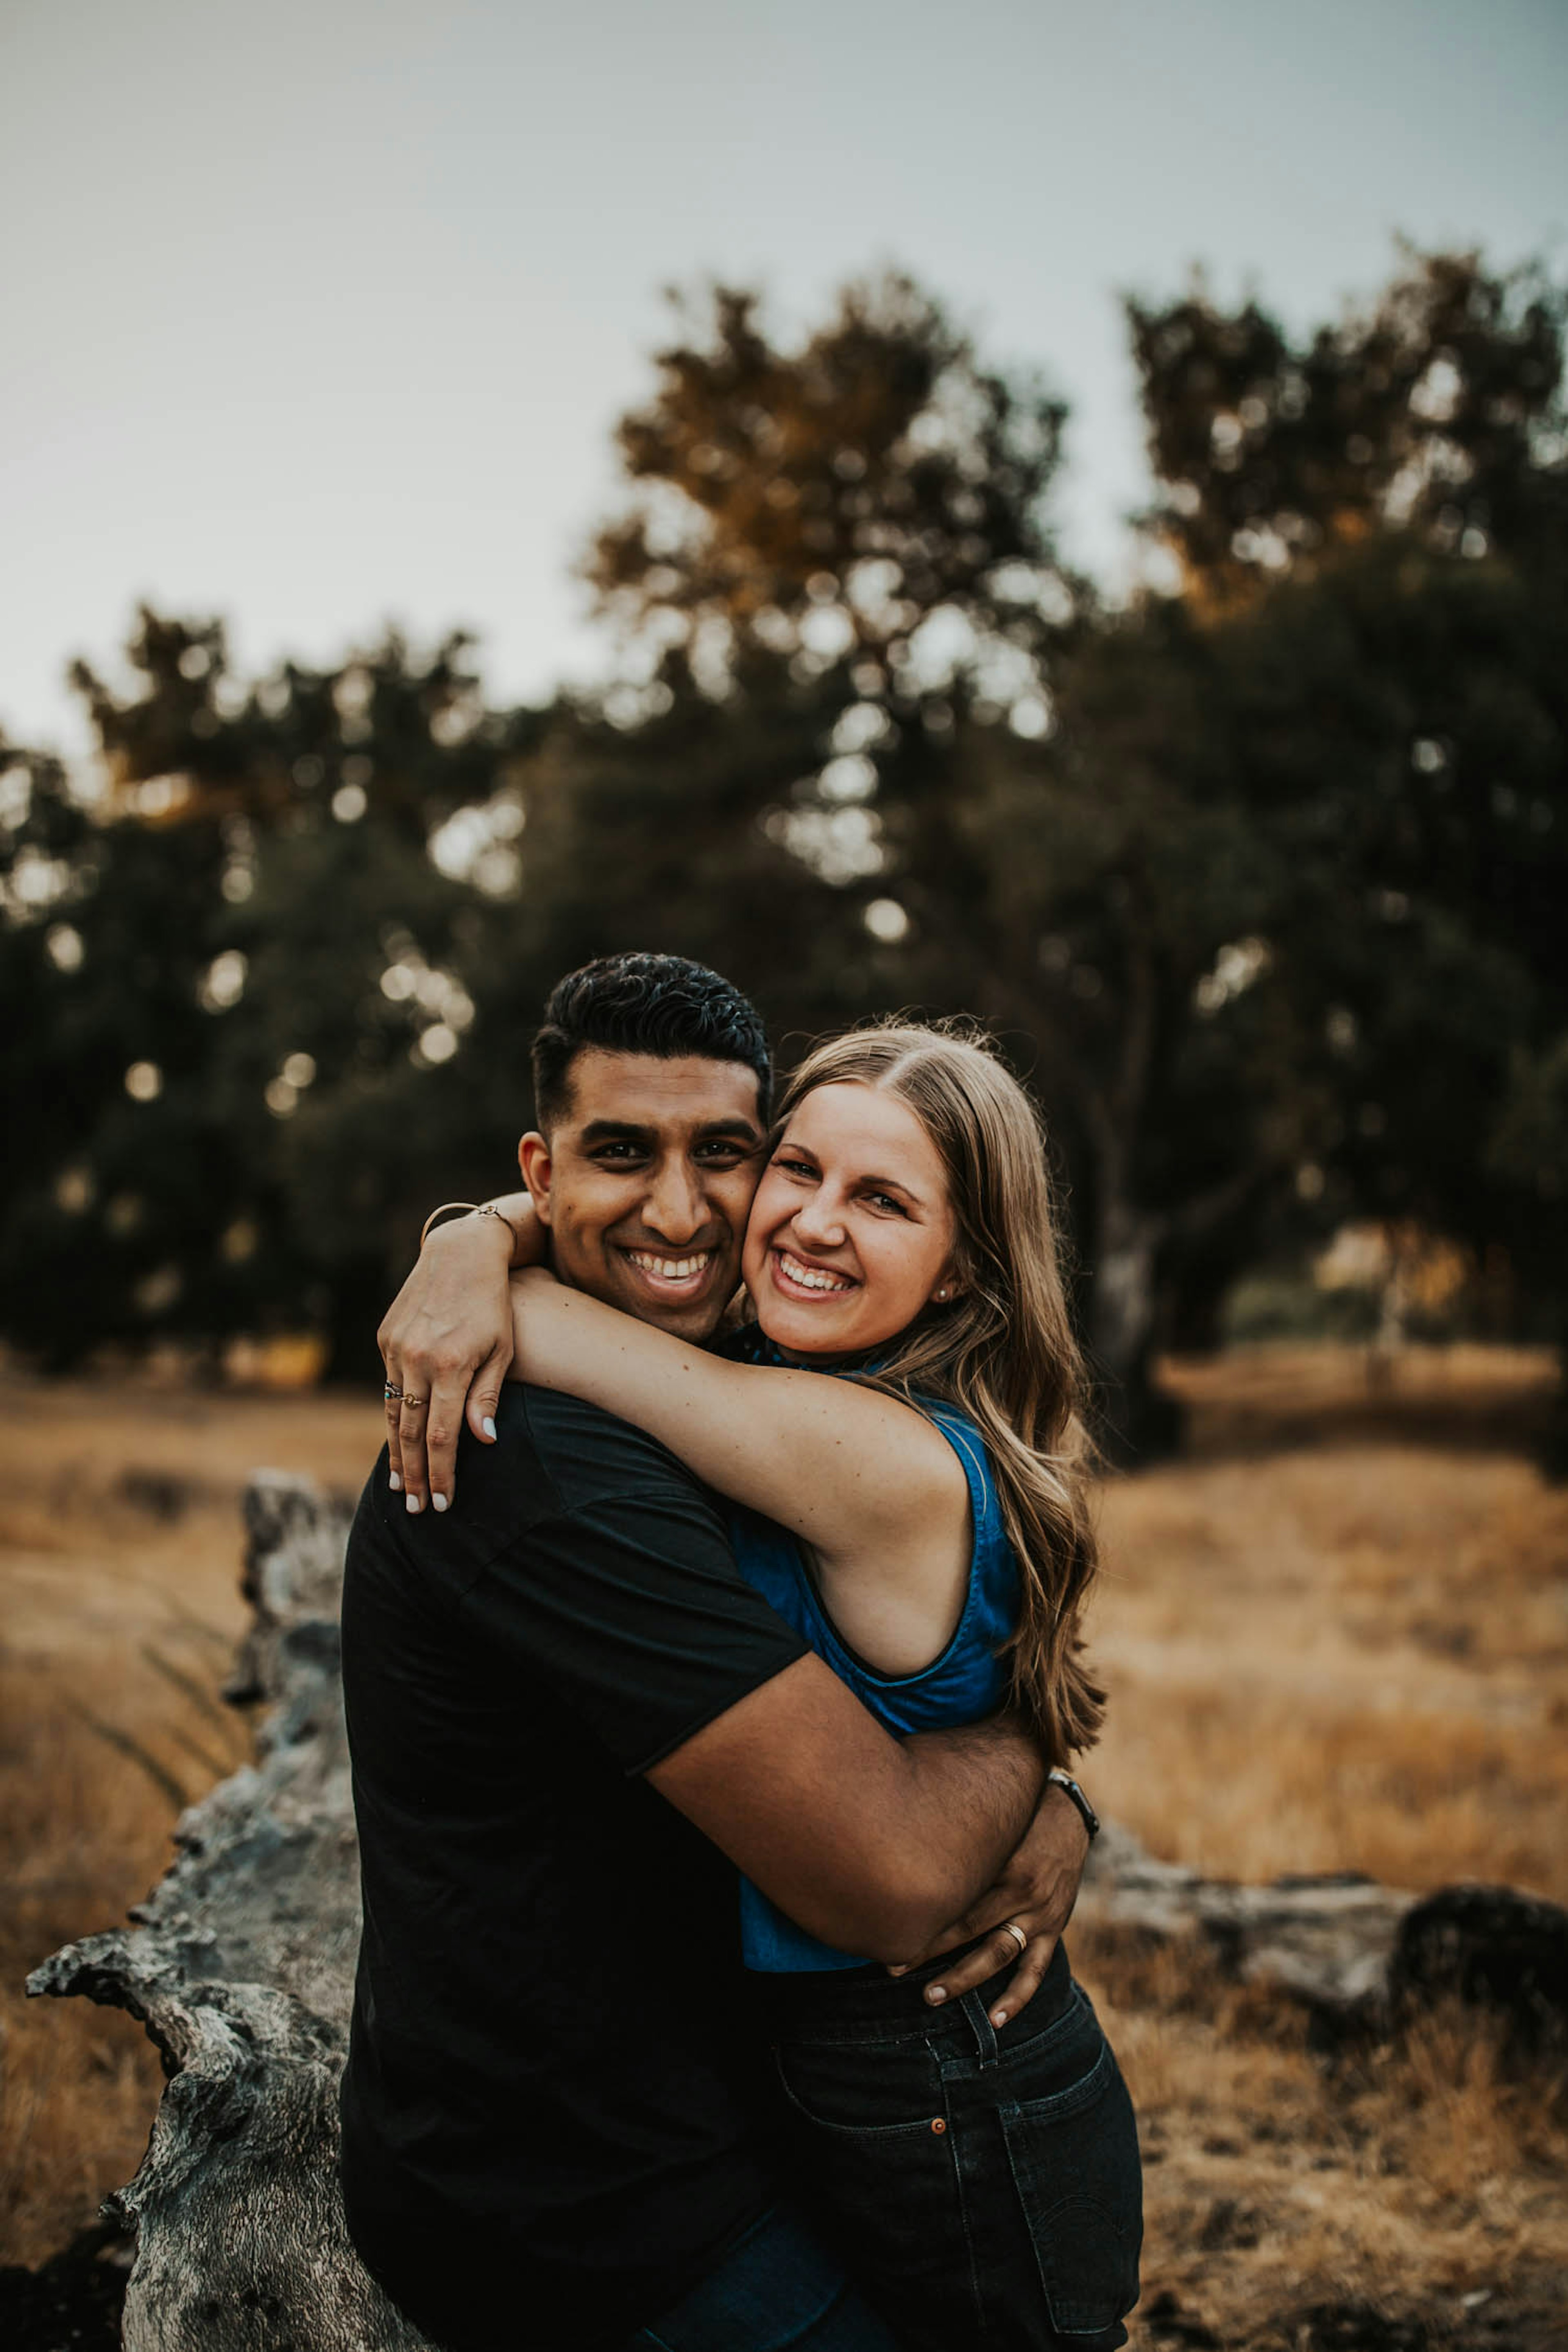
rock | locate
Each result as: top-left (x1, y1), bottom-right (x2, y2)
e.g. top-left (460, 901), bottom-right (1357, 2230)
top-left (1389, 1882), bottom-right (1568, 2057)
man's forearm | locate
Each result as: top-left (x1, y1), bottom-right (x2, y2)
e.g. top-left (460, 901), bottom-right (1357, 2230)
top-left (886, 1714), bottom-right (1048, 1942)
top-left (651, 1658), bottom-right (1047, 1964)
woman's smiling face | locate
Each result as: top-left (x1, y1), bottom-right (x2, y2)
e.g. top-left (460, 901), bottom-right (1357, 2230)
top-left (742, 1080), bottom-right (959, 1357)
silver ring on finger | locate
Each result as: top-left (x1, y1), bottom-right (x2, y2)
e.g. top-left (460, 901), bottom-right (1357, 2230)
top-left (384, 1382), bottom-right (404, 1402)
top-left (1001, 1920), bottom-right (1028, 1955)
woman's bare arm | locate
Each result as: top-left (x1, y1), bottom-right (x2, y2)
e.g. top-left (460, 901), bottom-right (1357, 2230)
top-left (508, 1267), bottom-right (971, 1673)
top-left (380, 1194), bottom-right (544, 1507)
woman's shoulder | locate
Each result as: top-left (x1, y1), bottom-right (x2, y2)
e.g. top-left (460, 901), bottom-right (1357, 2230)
top-left (911, 1395), bottom-right (1008, 1541)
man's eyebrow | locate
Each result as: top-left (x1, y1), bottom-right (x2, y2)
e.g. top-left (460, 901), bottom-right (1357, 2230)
top-left (579, 1119), bottom-right (655, 1145)
top-left (695, 1117), bottom-right (764, 1143)
top-left (576, 1117), bottom-right (762, 1145)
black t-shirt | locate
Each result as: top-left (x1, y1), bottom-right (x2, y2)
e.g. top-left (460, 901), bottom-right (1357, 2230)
top-left (338, 1383), bottom-right (810, 2352)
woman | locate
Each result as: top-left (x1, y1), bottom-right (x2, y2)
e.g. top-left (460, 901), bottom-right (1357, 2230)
top-left (414, 1018), bottom-right (1141, 2352)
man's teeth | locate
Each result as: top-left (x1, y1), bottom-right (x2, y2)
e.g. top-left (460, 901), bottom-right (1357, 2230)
top-left (779, 1252), bottom-right (853, 1294)
top-left (627, 1251), bottom-right (713, 1281)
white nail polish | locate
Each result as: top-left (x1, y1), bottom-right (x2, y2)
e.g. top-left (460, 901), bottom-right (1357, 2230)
top-left (405, 1494), bottom-right (421, 1514)
top-left (388, 1470), bottom-right (401, 1492)
top-left (432, 1493), bottom-right (449, 1513)
top-left (482, 1417), bottom-right (497, 1441)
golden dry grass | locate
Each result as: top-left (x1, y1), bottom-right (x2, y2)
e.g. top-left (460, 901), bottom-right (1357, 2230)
top-left (0, 1372), bottom-right (384, 2267)
top-left (2, 1344), bottom-right (1565, 2343)
top-left (1079, 1344), bottom-right (1568, 2347)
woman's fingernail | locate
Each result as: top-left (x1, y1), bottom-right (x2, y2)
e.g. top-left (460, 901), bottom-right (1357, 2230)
top-left (432, 1492), bottom-right (449, 1513)
top-left (886, 1964), bottom-right (908, 1977)
top-left (482, 1417), bottom-right (497, 1441)
top-left (991, 2009), bottom-right (1009, 2028)
top-left (389, 1470), bottom-right (401, 1492)
top-left (405, 1494), bottom-right (422, 1514)
top-left (926, 1985), bottom-right (947, 2005)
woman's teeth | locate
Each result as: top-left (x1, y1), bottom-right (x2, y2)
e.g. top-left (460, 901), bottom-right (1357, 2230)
top-left (778, 1250), bottom-right (853, 1294)
top-left (627, 1251), bottom-right (712, 1281)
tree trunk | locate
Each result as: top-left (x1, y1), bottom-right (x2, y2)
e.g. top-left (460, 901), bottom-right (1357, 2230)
top-left (1087, 1198), bottom-right (1182, 1465)
top-left (27, 1473), bottom-right (436, 2352)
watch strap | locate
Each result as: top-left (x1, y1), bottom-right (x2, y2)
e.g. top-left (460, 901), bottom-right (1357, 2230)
top-left (1047, 1766), bottom-right (1100, 1840)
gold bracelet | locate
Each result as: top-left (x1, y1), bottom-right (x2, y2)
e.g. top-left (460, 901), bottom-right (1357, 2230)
top-left (419, 1200), bottom-right (520, 1250)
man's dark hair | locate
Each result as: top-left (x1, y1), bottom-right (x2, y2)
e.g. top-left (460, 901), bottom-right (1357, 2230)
top-left (530, 953), bottom-right (772, 1130)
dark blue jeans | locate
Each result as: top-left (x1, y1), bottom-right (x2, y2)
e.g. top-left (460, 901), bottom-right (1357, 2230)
top-left (758, 1944), bottom-right (1142, 2352)
top-left (617, 2201), bottom-right (905, 2350)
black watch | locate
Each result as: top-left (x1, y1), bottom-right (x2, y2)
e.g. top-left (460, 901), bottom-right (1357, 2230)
top-left (1047, 1767), bottom-right (1100, 1840)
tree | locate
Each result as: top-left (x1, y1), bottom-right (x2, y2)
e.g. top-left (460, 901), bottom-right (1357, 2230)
top-left (2, 614), bottom-right (551, 1375)
top-left (1123, 248), bottom-right (1568, 1444)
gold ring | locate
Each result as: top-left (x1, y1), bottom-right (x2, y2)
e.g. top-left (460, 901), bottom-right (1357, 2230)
top-left (1001, 1920), bottom-right (1028, 1955)
top-left (400, 1393), bottom-right (428, 1409)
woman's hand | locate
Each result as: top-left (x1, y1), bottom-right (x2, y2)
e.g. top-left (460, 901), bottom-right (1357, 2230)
top-left (887, 1778), bottom-right (1090, 2027)
top-left (379, 1201), bottom-right (535, 1512)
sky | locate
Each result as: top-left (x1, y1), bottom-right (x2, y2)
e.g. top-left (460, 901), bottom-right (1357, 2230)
top-left (3, 0), bottom-right (1564, 759)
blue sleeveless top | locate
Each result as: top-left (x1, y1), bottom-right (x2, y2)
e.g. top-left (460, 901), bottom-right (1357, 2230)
top-left (718, 1335), bottom-right (1020, 1972)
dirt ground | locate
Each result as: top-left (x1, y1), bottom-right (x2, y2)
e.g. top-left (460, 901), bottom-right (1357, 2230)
top-left (2, 1345), bottom-right (1565, 2348)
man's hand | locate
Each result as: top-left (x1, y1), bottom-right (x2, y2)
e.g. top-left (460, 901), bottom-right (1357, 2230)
top-left (889, 1777), bottom-right (1091, 2027)
top-left (379, 1208), bottom-right (524, 1512)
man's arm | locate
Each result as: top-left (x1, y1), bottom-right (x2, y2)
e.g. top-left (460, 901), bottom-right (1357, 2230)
top-left (460, 1401), bottom-right (1050, 1969)
top-left (648, 1653), bottom-right (1046, 1964)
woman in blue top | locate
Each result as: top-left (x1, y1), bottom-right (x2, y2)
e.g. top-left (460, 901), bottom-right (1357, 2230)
top-left (494, 1018), bottom-right (1142, 2352)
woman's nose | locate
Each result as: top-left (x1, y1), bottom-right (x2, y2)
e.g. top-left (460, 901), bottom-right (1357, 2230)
top-left (791, 1191), bottom-right (847, 1249)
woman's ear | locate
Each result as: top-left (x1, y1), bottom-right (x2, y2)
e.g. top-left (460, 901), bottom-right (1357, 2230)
top-left (517, 1131), bottom-right (554, 1226)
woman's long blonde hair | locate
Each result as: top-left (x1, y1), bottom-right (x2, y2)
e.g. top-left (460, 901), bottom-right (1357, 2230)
top-left (774, 1018), bottom-right (1104, 1763)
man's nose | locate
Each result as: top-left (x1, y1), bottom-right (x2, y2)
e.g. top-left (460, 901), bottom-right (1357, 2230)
top-left (643, 1156), bottom-right (707, 1244)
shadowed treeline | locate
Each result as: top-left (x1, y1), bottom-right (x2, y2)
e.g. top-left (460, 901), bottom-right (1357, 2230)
top-left (2, 247), bottom-right (1565, 1455)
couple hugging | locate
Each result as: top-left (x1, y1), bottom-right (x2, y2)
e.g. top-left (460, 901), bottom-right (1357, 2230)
top-left (340, 952), bottom-right (1142, 2352)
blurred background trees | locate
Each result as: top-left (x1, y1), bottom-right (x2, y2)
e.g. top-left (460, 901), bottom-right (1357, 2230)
top-left (3, 246), bottom-right (1563, 1453)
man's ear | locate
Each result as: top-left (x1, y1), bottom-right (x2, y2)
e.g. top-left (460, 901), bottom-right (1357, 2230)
top-left (518, 1131), bottom-right (554, 1225)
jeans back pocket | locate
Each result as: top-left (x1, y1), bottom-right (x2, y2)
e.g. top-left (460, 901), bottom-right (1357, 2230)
top-left (998, 2036), bottom-right (1143, 2337)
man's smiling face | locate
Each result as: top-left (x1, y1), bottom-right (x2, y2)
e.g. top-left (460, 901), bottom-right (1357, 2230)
top-left (518, 1048), bottom-right (766, 1340)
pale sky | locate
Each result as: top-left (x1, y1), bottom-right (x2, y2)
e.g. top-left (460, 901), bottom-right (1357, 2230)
top-left (3, 0), bottom-right (1564, 759)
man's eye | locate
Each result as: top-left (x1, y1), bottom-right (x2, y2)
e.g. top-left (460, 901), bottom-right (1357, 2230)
top-left (696, 1143), bottom-right (750, 1166)
top-left (595, 1144), bottom-right (646, 1165)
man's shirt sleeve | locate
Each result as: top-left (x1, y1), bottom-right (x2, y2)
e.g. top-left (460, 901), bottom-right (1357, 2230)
top-left (457, 1390), bottom-right (810, 1775)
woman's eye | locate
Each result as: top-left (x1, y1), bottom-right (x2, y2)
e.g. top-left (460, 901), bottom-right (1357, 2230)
top-left (775, 1156), bottom-right (816, 1180)
top-left (868, 1192), bottom-right (907, 1215)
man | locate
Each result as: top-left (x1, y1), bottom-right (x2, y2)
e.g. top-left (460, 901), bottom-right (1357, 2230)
top-left (341, 953), bottom-right (1090, 2352)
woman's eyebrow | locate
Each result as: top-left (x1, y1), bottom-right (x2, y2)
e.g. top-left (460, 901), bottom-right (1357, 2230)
top-left (860, 1171), bottom-right (926, 1205)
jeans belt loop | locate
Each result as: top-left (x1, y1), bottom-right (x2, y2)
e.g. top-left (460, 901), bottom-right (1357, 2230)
top-left (958, 1989), bottom-right (999, 2068)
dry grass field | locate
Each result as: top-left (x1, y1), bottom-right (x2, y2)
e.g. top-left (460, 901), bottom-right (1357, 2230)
top-left (2, 1344), bottom-right (1565, 2347)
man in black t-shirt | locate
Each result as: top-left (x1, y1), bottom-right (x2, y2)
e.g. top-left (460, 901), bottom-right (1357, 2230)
top-left (343, 955), bottom-right (1089, 2352)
